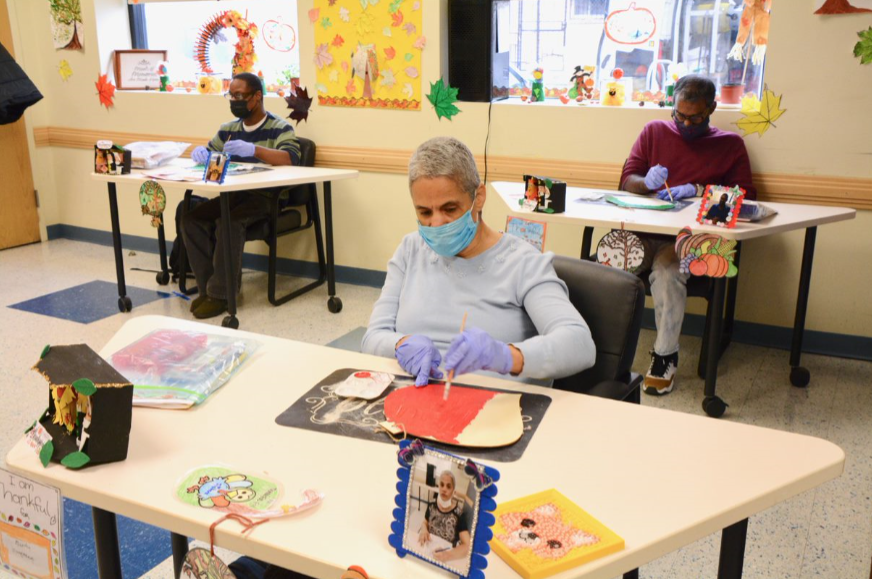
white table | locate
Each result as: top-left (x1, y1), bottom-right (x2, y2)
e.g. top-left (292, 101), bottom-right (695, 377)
top-left (494, 182), bottom-right (856, 417)
top-left (6, 316), bottom-right (845, 579)
top-left (92, 163), bottom-right (359, 328)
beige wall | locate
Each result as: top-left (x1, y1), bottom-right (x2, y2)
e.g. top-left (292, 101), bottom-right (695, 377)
top-left (8, 0), bottom-right (872, 338)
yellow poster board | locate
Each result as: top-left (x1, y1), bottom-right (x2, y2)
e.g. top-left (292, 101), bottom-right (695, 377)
top-left (311, 0), bottom-right (423, 110)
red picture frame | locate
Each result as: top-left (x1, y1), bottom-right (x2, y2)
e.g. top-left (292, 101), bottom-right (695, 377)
top-left (696, 185), bottom-right (746, 229)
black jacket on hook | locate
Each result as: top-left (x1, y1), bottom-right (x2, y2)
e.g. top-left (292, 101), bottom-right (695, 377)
top-left (0, 41), bottom-right (43, 125)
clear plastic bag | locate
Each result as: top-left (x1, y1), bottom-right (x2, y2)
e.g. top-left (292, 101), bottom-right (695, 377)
top-left (124, 141), bottom-right (191, 169)
top-left (108, 329), bottom-right (260, 409)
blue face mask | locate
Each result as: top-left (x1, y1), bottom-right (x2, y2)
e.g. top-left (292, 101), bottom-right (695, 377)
top-left (418, 198), bottom-right (478, 257)
top-left (675, 117), bottom-right (711, 141)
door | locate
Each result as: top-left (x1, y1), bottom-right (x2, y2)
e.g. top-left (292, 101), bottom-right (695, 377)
top-left (0, 0), bottom-right (41, 250)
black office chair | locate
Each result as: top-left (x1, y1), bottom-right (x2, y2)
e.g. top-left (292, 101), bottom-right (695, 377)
top-left (244, 137), bottom-right (327, 306)
top-left (551, 256), bottom-right (645, 404)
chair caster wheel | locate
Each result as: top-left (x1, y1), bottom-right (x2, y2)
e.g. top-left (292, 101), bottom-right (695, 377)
top-left (156, 271), bottom-right (170, 285)
top-left (702, 395), bottom-right (728, 418)
top-left (327, 296), bottom-right (343, 313)
top-left (222, 315), bottom-right (239, 329)
top-left (790, 366), bottom-right (810, 388)
top-left (118, 296), bottom-right (132, 313)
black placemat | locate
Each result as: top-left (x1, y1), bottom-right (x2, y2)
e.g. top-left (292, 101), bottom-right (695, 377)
top-left (275, 369), bottom-right (552, 462)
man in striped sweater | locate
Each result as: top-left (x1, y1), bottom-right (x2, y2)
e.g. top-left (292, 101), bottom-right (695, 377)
top-left (182, 72), bottom-right (301, 319)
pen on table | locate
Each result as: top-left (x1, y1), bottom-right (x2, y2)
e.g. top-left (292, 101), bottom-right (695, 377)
top-left (663, 180), bottom-right (675, 203)
top-left (172, 291), bottom-right (191, 301)
top-left (444, 312), bottom-right (468, 401)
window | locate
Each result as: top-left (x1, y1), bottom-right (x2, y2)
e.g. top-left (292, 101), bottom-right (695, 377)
top-left (504, 0), bottom-right (765, 103)
top-left (129, 0), bottom-right (300, 94)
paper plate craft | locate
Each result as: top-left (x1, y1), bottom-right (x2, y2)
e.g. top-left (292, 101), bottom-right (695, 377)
top-left (30, 344), bottom-right (133, 469)
top-left (389, 439), bottom-right (500, 579)
top-left (139, 181), bottom-right (166, 228)
top-left (605, 194), bottom-right (674, 210)
top-left (335, 371), bottom-right (395, 400)
top-left (490, 489), bottom-right (624, 579)
top-left (675, 227), bottom-right (738, 278)
top-left (384, 385), bottom-right (523, 447)
top-left (523, 175), bottom-right (566, 214)
top-left (596, 230), bottom-right (646, 273)
top-left (204, 152), bottom-right (230, 184)
top-left (696, 185), bottom-right (745, 228)
top-left (182, 548), bottom-right (237, 579)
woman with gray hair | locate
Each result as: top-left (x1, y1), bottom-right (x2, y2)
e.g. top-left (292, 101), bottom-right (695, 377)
top-left (362, 136), bottom-right (594, 386)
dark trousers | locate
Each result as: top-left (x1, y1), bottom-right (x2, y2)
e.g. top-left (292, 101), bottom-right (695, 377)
top-left (181, 191), bottom-right (271, 300)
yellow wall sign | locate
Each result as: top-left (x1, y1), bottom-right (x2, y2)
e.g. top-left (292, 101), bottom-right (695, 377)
top-left (311, 0), bottom-right (423, 110)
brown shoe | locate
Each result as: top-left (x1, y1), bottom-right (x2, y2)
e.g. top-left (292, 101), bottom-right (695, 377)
top-left (193, 297), bottom-right (228, 319)
top-left (189, 294), bottom-right (207, 313)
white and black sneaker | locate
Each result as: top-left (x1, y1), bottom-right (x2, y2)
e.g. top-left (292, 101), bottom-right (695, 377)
top-left (643, 351), bottom-right (678, 395)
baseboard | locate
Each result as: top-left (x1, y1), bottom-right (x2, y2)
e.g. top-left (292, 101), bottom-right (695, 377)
top-left (641, 310), bottom-right (872, 362)
top-left (46, 223), bottom-right (388, 289)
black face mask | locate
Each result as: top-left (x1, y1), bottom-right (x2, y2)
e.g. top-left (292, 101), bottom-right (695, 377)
top-left (230, 100), bottom-right (252, 119)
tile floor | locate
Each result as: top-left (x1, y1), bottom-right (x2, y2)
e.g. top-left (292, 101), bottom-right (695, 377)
top-left (1, 239), bottom-right (870, 579)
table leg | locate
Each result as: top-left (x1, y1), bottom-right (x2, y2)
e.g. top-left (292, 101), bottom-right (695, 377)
top-left (324, 181), bottom-right (342, 314)
top-left (581, 226), bottom-right (594, 260)
top-left (702, 277), bottom-right (728, 418)
top-left (156, 218), bottom-right (170, 286)
top-left (171, 532), bottom-right (189, 579)
top-left (220, 191), bottom-right (239, 329)
top-left (177, 190), bottom-right (198, 296)
top-left (108, 183), bottom-right (132, 313)
top-left (92, 507), bottom-right (123, 579)
top-left (717, 518), bottom-right (748, 579)
top-left (789, 227), bottom-right (817, 388)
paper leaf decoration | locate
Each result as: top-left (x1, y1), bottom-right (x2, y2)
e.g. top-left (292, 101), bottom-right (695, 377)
top-left (320, 17), bottom-right (333, 29)
top-left (314, 43), bottom-right (333, 69)
top-left (389, 0), bottom-right (403, 13)
top-left (339, 7), bottom-right (350, 22)
top-left (308, 8), bottom-right (320, 23)
top-left (391, 10), bottom-right (404, 27)
top-left (329, 69), bottom-right (339, 82)
top-left (355, 12), bottom-right (376, 37)
top-left (380, 69), bottom-right (396, 88)
top-left (58, 59), bottom-right (73, 81)
top-left (382, 26), bottom-right (392, 37)
top-left (734, 86), bottom-right (784, 137)
top-left (346, 78), bottom-right (357, 95)
top-left (360, 0), bottom-right (379, 8)
top-left (332, 34), bottom-right (345, 47)
top-left (384, 46), bottom-right (396, 60)
top-left (403, 83), bottom-right (413, 99)
top-left (413, 35), bottom-right (426, 50)
top-left (40, 344), bottom-right (51, 359)
top-left (285, 86), bottom-right (313, 125)
top-left (403, 22), bottom-right (417, 35)
top-left (95, 74), bottom-right (116, 109)
top-left (404, 66), bottom-right (418, 78)
top-left (72, 378), bottom-right (96, 396)
top-left (315, 82), bottom-right (328, 93)
top-left (854, 27), bottom-right (872, 64)
top-left (427, 78), bottom-right (461, 120)
top-left (39, 441), bottom-right (54, 467)
top-left (740, 93), bottom-right (761, 113)
top-left (60, 451), bottom-right (91, 469)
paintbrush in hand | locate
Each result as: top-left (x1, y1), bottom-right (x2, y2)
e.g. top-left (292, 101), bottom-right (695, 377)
top-left (444, 312), bottom-right (468, 401)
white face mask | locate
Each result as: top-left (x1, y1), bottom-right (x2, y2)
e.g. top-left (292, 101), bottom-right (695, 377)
top-left (437, 495), bottom-right (454, 510)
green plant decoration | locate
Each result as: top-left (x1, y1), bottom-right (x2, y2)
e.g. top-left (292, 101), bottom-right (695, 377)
top-left (854, 27), bottom-right (872, 65)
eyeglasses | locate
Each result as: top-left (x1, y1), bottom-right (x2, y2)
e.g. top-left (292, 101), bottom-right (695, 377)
top-left (224, 92), bottom-right (253, 101)
top-left (672, 109), bottom-right (710, 125)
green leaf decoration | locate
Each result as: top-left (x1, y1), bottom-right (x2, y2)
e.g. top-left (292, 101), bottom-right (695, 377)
top-left (544, 179), bottom-right (553, 189)
top-left (854, 27), bottom-right (872, 65)
top-left (389, 0), bottom-right (403, 13)
top-left (61, 452), bottom-right (90, 469)
top-left (39, 442), bottom-right (54, 468)
top-left (427, 78), bottom-right (461, 121)
top-left (40, 345), bottom-right (51, 359)
top-left (72, 378), bottom-right (96, 396)
top-left (543, 208), bottom-right (555, 214)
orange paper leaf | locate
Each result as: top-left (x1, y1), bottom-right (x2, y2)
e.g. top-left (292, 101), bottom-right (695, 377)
top-left (391, 10), bottom-right (404, 27)
top-left (95, 74), bottom-right (116, 109)
top-left (384, 46), bottom-right (396, 60)
top-left (332, 34), bottom-right (345, 47)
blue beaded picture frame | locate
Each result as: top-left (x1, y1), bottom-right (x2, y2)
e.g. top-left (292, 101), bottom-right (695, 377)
top-left (388, 439), bottom-right (500, 579)
top-left (203, 151), bottom-right (229, 184)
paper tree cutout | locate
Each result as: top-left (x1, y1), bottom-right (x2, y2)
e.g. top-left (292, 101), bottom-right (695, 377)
top-left (95, 74), bottom-right (116, 109)
top-left (854, 27), bottom-right (872, 64)
top-left (815, 0), bottom-right (872, 14)
top-left (285, 86), bottom-right (313, 125)
top-left (58, 60), bottom-right (73, 81)
top-left (427, 78), bottom-right (460, 120)
top-left (734, 86), bottom-right (784, 137)
top-left (675, 227), bottom-right (738, 278)
top-left (597, 230), bottom-right (645, 273)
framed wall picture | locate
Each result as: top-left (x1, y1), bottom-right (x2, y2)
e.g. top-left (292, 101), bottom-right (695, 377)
top-left (114, 50), bottom-right (168, 90)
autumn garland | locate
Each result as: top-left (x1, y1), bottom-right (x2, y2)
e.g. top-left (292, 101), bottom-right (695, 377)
top-left (194, 10), bottom-right (259, 75)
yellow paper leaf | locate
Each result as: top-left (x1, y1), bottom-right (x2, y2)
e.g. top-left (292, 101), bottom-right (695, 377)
top-left (735, 86), bottom-right (785, 138)
top-left (58, 60), bottom-right (73, 81)
top-left (740, 93), bottom-right (760, 114)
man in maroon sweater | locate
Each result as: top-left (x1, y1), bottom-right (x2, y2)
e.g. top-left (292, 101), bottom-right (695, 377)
top-left (620, 74), bottom-right (756, 395)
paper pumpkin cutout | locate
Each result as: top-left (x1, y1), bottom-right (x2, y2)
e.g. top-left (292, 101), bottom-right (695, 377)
top-left (491, 489), bottom-right (624, 579)
top-left (194, 10), bottom-right (259, 75)
top-left (263, 19), bottom-right (296, 52)
top-left (727, 0), bottom-right (772, 65)
top-left (95, 74), bottom-right (116, 109)
top-left (384, 384), bottom-right (522, 447)
top-left (735, 85), bottom-right (784, 137)
top-left (285, 86), bottom-right (313, 125)
top-left (596, 230), bottom-right (645, 273)
top-left (139, 181), bottom-right (166, 228)
top-left (675, 227), bottom-right (739, 278)
top-left (427, 78), bottom-right (460, 120)
top-left (605, 2), bottom-right (656, 44)
top-left (32, 344), bottom-right (133, 468)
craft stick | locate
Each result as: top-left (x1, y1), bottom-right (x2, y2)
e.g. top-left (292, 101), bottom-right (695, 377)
top-left (444, 312), bottom-right (468, 401)
top-left (663, 180), bottom-right (675, 203)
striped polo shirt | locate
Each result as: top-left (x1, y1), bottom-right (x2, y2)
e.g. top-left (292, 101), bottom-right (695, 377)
top-left (207, 111), bottom-right (301, 165)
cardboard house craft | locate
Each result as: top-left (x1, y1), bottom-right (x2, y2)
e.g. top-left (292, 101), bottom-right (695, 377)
top-left (32, 344), bottom-right (133, 469)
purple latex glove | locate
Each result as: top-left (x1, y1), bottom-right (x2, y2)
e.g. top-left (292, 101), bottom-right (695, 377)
top-left (191, 146), bottom-right (210, 165)
top-left (656, 183), bottom-right (696, 201)
top-left (444, 327), bottom-right (513, 377)
top-left (396, 335), bottom-right (444, 387)
top-left (644, 164), bottom-right (668, 191)
top-left (223, 139), bottom-right (256, 159)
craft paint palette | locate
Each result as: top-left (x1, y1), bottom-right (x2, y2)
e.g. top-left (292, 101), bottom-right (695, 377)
top-left (334, 371), bottom-right (395, 400)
